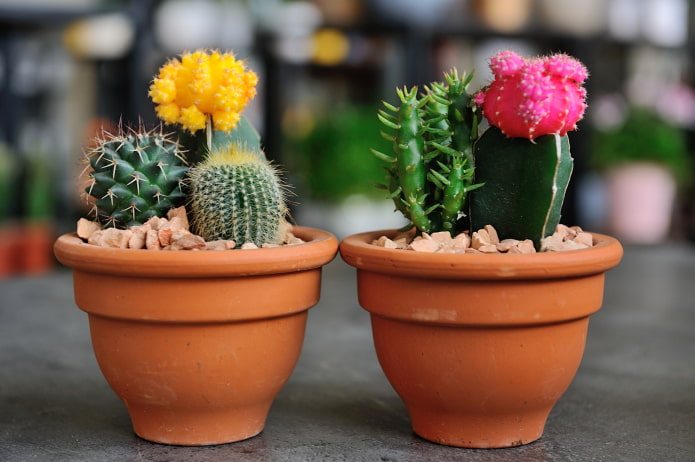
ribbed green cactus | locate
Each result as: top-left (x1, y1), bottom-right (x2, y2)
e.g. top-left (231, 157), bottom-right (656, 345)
top-left (373, 70), bottom-right (482, 235)
top-left (85, 129), bottom-right (188, 228)
top-left (469, 126), bottom-right (573, 249)
top-left (187, 144), bottom-right (288, 246)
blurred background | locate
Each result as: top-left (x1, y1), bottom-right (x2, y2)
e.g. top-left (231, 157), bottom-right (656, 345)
top-left (1, 0), bottom-right (694, 277)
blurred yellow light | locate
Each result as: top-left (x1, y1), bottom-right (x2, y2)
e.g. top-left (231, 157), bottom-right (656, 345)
top-left (312, 28), bottom-right (350, 66)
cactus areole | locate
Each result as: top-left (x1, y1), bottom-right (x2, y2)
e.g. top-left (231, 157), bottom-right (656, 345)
top-left (375, 50), bottom-right (587, 248)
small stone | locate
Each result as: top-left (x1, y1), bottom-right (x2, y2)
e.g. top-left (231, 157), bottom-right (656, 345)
top-left (89, 228), bottom-right (131, 248)
top-left (540, 233), bottom-right (565, 252)
top-left (128, 225), bottom-right (148, 249)
top-left (484, 225), bottom-right (500, 244)
top-left (206, 240), bottom-right (236, 251)
top-left (169, 231), bottom-right (206, 250)
top-left (285, 233), bottom-right (305, 245)
top-left (453, 232), bottom-right (470, 250)
top-left (158, 227), bottom-right (173, 247)
top-left (167, 207), bottom-right (190, 231)
top-left (241, 242), bottom-right (259, 250)
top-left (374, 236), bottom-right (399, 249)
top-left (408, 237), bottom-right (440, 252)
top-left (574, 232), bottom-right (593, 247)
top-left (478, 244), bottom-right (500, 254)
top-left (144, 216), bottom-right (167, 231)
top-left (430, 231), bottom-right (453, 245)
top-left (471, 229), bottom-right (492, 250)
top-left (145, 229), bottom-right (161, 250)
top-left (497, 239), bottom-right (520, 252)
top-left (76, 218), bottom-right (101, 241)
top-left (516, 239), bottom-right (537, 254)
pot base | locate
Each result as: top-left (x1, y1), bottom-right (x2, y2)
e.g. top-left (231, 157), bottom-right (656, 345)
top-left (410, 407), bottom-right (548, 448)
top-left (129, 404), bottom-right (269, 446)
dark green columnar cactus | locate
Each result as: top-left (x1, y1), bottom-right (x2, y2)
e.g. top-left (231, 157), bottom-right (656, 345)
top-left (85, 129), bottom-right (188, 228)
top-left (187, 144), bottom-right (288, 246)
top-left (373, 70), bottom-right (482, 235)
top-left (469, 127), bottom-right (573, 249)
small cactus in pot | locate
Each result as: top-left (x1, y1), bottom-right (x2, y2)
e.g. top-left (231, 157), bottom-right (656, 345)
top-left (80, 49), bottom-right (291, 250)
top-left (373, 50), bottom-right (589, 251)
top-left (85, 128), bottom-right (188, 229)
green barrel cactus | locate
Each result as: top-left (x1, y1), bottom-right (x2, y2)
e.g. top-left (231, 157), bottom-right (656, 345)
top-left (85, 129), bottom-right (188, 228)
top-left (187, 144), bottom-right (288, 246)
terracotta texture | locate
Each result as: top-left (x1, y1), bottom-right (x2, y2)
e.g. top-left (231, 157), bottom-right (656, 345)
top-left (340, 229), bottom-right (623, 448)
top-left (54, 226), bottom-right (338, 446)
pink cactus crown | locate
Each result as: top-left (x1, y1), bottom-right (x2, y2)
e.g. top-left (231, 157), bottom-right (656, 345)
top-left (475, 50), bottom-right (588, 140)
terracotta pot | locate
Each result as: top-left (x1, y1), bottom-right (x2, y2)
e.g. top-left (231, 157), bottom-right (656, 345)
top-left (19, 222), bottom-right (55, 275)
top-left (54, 226), bottom-right (338, 446)
top-left (339, 230), bottom-right (623, 448)
top-left (0, 224), bottom-right (21, 277)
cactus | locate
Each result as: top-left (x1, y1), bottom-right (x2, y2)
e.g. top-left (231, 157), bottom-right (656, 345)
top-left (85, 128), bottom-right (188, 229)
top-left (470, 51), bottom-right (587, 248)
top-left (187, 144), bottom-right (288, 246)
top-left (474, 51), bottom-right (587, 140)
top-left (469, 127), bottom-right (573, 249)
top-left (373, 70), bottom-right (482, 235)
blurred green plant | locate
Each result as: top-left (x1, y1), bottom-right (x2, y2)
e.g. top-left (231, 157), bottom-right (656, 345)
top-left (592, 107), bottom-right (691, 186)
top-left (286, 104), bottom-right (390, 202)
top-left (23, 153), bottom-right (55, 223)
top-left (0, 143), bottom-right (18, 223)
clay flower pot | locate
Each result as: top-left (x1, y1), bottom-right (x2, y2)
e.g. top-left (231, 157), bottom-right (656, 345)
top-left (339, 230), bottom-right (623, 448)
top-left (54, 226), bottom-right (337, 446)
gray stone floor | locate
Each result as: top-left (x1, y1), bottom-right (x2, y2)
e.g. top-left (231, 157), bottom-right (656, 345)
top-left (1, 243), bottom-right (694, 461)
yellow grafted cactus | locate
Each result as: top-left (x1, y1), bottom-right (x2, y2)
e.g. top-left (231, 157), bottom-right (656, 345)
top-left (149, 49), bottom-right (258, 133)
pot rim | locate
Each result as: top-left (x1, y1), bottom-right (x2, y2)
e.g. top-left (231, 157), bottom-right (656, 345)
top-left (54, 226), bottom-right (338, 278)
top-left (339, 229), bottom-right (623, 280)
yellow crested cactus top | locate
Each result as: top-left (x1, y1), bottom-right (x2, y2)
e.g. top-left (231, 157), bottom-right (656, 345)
top-left (149, 49), bottom-right (258, 133)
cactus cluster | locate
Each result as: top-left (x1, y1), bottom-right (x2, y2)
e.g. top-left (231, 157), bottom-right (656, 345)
top-left (374, 51), bottom-right (588, 249)
top-left (187, 145), bottom-right (287, 246)
top-left (373, 70), bottom-right (482, 236)
top-left (83, 49), bottom-right (289, 248)
top-left (85, 129), bottom-right (188, 229)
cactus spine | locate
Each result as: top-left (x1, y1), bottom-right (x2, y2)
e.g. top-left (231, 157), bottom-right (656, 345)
top-left (85, 128), bottom-right (188, 228)
top-left (187, 144), bottom-right (287, 246)
top-left (373, 70), bottom-right (481, 235)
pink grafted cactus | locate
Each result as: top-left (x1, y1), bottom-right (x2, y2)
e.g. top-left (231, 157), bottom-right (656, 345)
top-left (475, 51), bottom-right (588, 140)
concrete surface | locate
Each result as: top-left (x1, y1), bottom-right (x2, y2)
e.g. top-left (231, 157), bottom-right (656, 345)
top-left (1, 243), bottom-right (694, 461)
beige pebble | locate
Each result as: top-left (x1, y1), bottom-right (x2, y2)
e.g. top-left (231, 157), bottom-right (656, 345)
top-left (169, 231), bottom-right (206, 250)
top-left (88, 228), bottom-right (132, 248)
top-left (241, 242), bottom-right (259, 250)
top-left (76, 218), bottom-right (102, 241)
top-left (166, 207), bottom-right (189, 230)
top-left (484, 225), bottom-right (500, 244)
top-left (408, 237), bottom-right (440, 252)
top-left (145, 229), bottom-right (161, 250)
top-left (128, 225), bottom-right (148, 249)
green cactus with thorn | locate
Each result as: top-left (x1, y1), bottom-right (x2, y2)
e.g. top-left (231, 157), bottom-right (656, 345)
top-left (372, 70), bottom-right (482, 235)
top-left (187, 144), bottom-right (288, 246)
top-left (85, 128), bottom-right (188, 229)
